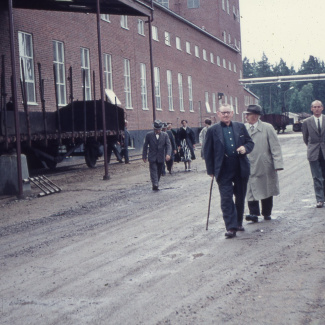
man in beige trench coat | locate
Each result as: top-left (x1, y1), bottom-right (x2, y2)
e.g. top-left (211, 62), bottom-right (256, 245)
top-left (244, 105), bottom-right (284, 223)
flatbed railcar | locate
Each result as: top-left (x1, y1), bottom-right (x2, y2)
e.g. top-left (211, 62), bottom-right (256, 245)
top-left (0, 100), bottom-right (125, 169)
top-left (260, 114), bottom-right (290, 134)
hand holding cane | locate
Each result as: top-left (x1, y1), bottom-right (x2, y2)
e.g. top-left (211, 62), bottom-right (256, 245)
top-left (206, 176), bottom-right (214, 230)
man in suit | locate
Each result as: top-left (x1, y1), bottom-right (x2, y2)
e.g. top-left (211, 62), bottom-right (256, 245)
top-left (244, 104), bottom-right (284, 223)
top-left (204, 104), bottom-right (254, 238)
top-left (166, 122), bottom-right (177, 174)
top-left (302, 100), bottom-right (325, 208)
top-left (142, 120), bottom-right (172, 191)
top-left (120, 120), bottom-right (130, 164)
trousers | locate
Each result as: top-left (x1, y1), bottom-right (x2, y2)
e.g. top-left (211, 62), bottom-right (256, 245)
top-left (217, 156), bottom-right (248, 231)
top-left (149, 161), bottom-right (163, 187)
top-left (248, 196), bottom-right (273, 217)
top-left (309, 150), bottom-right (325, 202)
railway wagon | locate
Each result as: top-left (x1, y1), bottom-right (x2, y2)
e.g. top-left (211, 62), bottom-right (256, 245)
top-left (260, 114), bottom-right (290, 134)
top-left (0, 100), bottom-right (125, 170)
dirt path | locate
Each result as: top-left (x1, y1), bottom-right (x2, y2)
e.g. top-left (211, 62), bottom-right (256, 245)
top-left (0, 132), bottom-right (324, 324)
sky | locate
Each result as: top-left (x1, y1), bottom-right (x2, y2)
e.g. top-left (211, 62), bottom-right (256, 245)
top-left (239, 0), bottom-right (325, 70)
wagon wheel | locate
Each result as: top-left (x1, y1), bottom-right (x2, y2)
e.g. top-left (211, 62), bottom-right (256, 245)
top-left (85, 146), bottom-right (97, 168)
top-left (44, 159), bottom-right (57, 170)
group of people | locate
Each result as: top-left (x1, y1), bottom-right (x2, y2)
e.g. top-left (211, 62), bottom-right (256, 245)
top-left (142, 100), bottom-right (325, 238)
top-left (142, 119), bottom-right (196, 190)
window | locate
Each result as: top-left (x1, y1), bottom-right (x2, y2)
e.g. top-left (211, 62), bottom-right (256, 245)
top-left (140, 63), bottom-right (148, 110)
top-left (186, 41), bottom-right (191, 54)
top-left (157, 0), bottom-right (169, 8)
top-left (80, 47), bottom-right (91, 100)
top-left (212, 93), bottom-right (216, 113)
top-left (104, 53), bottom-right (113, 91)
top-left (195, 45), bottom-right (200, 58)
top-left (188, 76), bottom-right (193, 112)
top-left (228, 61), bottom-right (232, 70)
top-left (235, 97), bottom-right (238, 114)
top-left (228, 33), bottom-right (231, 44)
top-left (227, 0), bottom-right (230, 14)
top-left (223, 58), bottom-right (227, 68)
top-left (152, 26), bottom-right (159, 41)
top-left (178, 73), bottom-right (184, 112)
top-left (53, 40), bottom-right (67, 106)
top-left (101, 14), bottom-right (110, 22)
top-left (121, 15), bottom-right (128, 29)
top-left (217, 56), bottom-right (221, 66)
top-left (167, 70), bottom-right (173, 111)
top-left (124, 58), bottom-right (132, 109)
top-left (210, 53), bottom-right (215, 64)
top-left (223, 31), bottom-right (227, 43)
top-left (203, 49), bottom-right (207, 61)
top-left (18, 32), bottom-right (36, 104)
top-left (222, 0), bottom-right (225, 11)
top-left (138, 19), bottom-right (145, 35)
top-left (225, 95), bottom-right (228, 104)
top-left (154, 67), bottom-right (161, 110)
top-left (188, 0), bottom-right (200, 8)
top-left (165, 31), bottom-right (171, 46)
top-left (230, 96), bottom-right (233, 110)
top-left (234, 63), bottom-right (237, 72)
top-left (205, 92), bottom-right (211, 112)
top-left (176, 37), bottom-right (181, 50)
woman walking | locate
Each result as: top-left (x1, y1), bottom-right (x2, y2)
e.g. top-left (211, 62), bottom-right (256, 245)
top-left (177, 120), bottom-right (196, 171)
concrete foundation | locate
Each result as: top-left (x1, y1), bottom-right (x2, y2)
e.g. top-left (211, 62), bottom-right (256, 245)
top-left (0, 154), bottom-right (31, 196)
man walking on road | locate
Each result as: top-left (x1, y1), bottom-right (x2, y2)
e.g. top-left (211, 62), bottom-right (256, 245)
top-left (204, 104), bottom-right (254, 238)
top-left (244, 105), bottom-right (284, 223)
top-left (302, 100), bottom-right (325, 208)
top-left (166, 122), bottom-right (177, 174)
top-left (142, 120), bottom-right (171, 191)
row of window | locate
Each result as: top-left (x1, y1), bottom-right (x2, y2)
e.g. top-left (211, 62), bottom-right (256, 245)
top-left (19, 30), bottom-right (238, 114)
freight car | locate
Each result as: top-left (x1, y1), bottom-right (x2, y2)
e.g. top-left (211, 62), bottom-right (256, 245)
top-left (0, 100), bottom-right (125, 169)
top-left (260, 114), bottom-right (290, 133)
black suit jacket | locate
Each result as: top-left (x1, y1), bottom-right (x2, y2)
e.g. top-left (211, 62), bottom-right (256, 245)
top-left (204, 121), bottom-right (254, 179)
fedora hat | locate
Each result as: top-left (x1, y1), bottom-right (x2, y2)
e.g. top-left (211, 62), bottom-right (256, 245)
top-left (153, 119), bottom-right (163, 129)
top-left (243, 104), bottom-right (262, 115)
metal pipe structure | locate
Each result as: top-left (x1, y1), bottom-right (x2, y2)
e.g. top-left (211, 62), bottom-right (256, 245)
top-left (239, 73), bottom-right (325, 85)
top-left (8, 0), bottom-right (23, 198)
top-left (96, 0), bottom-right (110, 180)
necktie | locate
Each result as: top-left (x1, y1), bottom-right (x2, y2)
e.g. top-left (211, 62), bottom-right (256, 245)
top-left (250, 125), bottom-right (254, 132)
top-left (318, 119), bottom-right (321, 134)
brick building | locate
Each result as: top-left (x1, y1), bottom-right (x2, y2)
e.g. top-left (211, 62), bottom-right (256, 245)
top-left (0, 0), bottom-right (258, 152)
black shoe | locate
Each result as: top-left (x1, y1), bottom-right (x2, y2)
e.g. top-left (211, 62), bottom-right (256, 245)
top-left (118, 160), bottom-right (123, 163)
top-left (264, 215), bottom-right (271, 220)
top-left (152, 185), bottom-right (159, 191)
top-left (316, 202), bottom-right (324, 208)
top-left (245, 215), bottom-right (258, 223)
top-left (125, 161), bottom-right (130, 164)
top-left (237, 226), bottom-right (245, 231)
top-left (225, 230), bottom-right (236, 238)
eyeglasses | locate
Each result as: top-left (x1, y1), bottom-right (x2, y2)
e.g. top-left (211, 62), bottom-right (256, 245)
top-left (219, 111), bottom-right (232, 115)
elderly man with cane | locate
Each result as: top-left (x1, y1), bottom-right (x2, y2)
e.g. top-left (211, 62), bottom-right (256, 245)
top-left (204, 104), bottom-right (254, 238)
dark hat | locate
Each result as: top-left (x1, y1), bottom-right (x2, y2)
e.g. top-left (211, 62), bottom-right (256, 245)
top-left (162, 122), bottom-right (168, 128)
top-left (153, 119), bottom-right (163, 129)
top-left (243, 104), bottom-right (262, 115)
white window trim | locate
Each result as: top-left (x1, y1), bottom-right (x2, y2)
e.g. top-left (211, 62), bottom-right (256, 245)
top-left (104, 53), bottom-right (113, 91)
top-left (80, 47), bottom-right (91, 100)
top-left (203, 49), bottom-right (207, 61)
top-left (186, 41), bottom-right (191, 54)
top-left (195, 45), bottom-right (200, 58)
top-left (167, 70), bottom-right (174, 111)
top-left (188, 75), bottom-right (194, 112)
top-left (140, 63), bottom-right (148, 110)
top-left (53, 40), bottom-right (67, 106)
top-left (154, 67), bottom-right (162, 110)
top-left (124, 58), bottom-right (132, 109)
top-left (178, 73), bottom-right (184, 112)
top-left (152, 26), bottom-right (159, 41)
top-left (205, 91), bottom-right (211, 113)
top-left (164, 31), bottom-right (171, 46)
top-left (138, 19), bottom-right (145, 36)
top-left (101, 14), bottom-right (110, 22)
top-left (121, 15), bottom-right (129, 29)
top-left (176, 36), bottom-right (182, 50)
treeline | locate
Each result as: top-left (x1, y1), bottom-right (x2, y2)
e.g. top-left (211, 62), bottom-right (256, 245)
top-left (243, 54), bottom-right (325, 114)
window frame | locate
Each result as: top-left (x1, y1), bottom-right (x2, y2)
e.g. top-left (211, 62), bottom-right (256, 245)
top-left (188, 75), bottom-right (194, 112)
top-left (80, 47), bottom-right (91, 100)
top-left (124, 58), bottom-right (132, 109)
top-left (178, 73), bottom-right (184, 112)
top-left (140, 63), bottom-right (148, 110)
top-left (137, 19), bottom-right (145, 36)
top-left (121, 15), bottom-right (129, 29)
top-left (154, 67), bottom-right (162, 110)
top-left (103, 53), bottom-right (113, 91)
top-left (167, 70), bottom-right (174, 111)
top-left (53, 40), bottom-right (67, 106)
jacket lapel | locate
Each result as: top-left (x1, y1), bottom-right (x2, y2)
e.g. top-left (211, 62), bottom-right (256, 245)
top-left (215, 124), bottom-right (224, 146)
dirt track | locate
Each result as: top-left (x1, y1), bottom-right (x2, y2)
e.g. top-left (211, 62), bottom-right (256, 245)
top-left (0, 132), bottom-right (324, 324)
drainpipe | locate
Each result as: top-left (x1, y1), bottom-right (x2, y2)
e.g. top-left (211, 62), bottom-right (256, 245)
top-left (96, 0), bottom-right (110, 180)
top-left (8, 0), bottom-right (23, 198)
top-left (148, 1), bottom-right (156, 122)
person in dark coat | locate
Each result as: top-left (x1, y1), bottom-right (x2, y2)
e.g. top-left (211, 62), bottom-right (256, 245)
top-left (120, 120), bottom-right (130, 164)
top-left (142, 120), bottom-right (172, 191)
top-left (166, 122), bottom-right (177, 174)
top-left (177, 119), bottom-right (196, 172)
top-left (204, 104), bottom-right (254, 238)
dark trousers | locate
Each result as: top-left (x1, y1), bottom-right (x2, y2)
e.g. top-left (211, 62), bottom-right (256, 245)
top-left (149, 161), bottom-right (163, 187)
top-left (309, 150), bottom-right (325, 202)
top-left (166, 158), bottom-right (174, 172)
top-left (121, 147), bottom-right (129, 163)
top-left (107, 144), bottom-right (122, 163)
top-left (217, 156), bottom-right (248, 231)
top-left (248, 196), bottom-right (273, 217)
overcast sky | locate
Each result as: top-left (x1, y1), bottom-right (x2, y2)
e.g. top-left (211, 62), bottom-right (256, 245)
top-left (239, 0), bottom-right (325, 70)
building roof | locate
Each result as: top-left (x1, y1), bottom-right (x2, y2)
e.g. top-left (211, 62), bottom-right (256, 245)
top-left (5, 0), bottom-right (152, 16)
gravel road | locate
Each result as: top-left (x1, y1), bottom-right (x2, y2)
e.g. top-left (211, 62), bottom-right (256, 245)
top-left (0, 132), bottom-right (324, 325)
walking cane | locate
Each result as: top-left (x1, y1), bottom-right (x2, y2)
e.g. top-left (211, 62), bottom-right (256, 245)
top-left (206, 176), bottom-right (214, 230)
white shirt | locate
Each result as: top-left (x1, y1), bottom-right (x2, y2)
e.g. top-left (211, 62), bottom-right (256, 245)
top-left (313, 115), bottom-right (323, 129)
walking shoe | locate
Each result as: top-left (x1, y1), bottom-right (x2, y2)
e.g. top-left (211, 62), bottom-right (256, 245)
top-left (264, 215), bottom-right (272, 220)
top-left (225, 230), bottom-right (236, 238)
top-left (152, 185), bottom-right (159, 191)
top-left (245, 215), bottom-right (258, 223)
top-left (237, 226), bottom-right (245, 231)
top-left (316, 202), bottom-right (324, 208)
